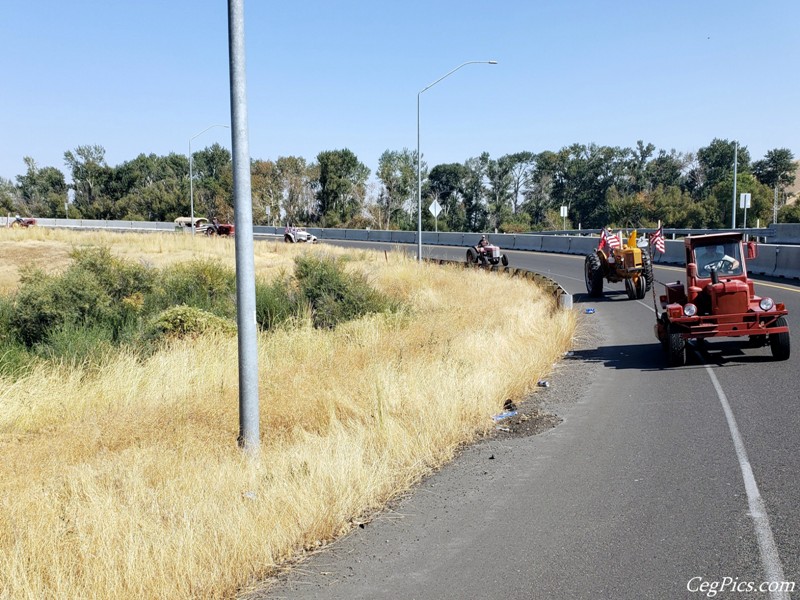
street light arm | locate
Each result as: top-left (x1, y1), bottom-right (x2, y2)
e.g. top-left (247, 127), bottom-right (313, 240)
top-left (418, 60), bottom-right (498, 96)
top-left (191, 123), bottom-right (230, 143)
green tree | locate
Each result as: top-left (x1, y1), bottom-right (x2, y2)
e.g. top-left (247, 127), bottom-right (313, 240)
top-left (694, 139), bottom-right (750, 199)
top-left (426, 163), bottom-right (468, 232)
top-left (16, 157), bottom-right (68, 217)
top-left (191, 143), bottom-right (233, 221)
top-left (0, 177), bottom-right (20, 214)
top-left (314, 149), bottom-right (370, 227)
top-left (377, 149), bottom-right (417, 230)
top-left (64, 145), bottom-right (113, 219)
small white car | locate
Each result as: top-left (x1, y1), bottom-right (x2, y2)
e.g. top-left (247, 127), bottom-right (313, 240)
top-left (284, 226), bottom-right (317, 243)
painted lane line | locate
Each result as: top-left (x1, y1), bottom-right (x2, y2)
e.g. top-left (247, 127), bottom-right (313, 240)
top-left (704, 365), bottom-right (789, 600)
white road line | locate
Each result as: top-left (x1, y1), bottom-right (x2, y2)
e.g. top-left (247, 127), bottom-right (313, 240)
top-left (704, 366), bottom-right (789, 599)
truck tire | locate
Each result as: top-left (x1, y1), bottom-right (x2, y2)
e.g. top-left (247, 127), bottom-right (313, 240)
top-left (769, 317), bottom-right (790, 360)
top-left (667, 329), bottom-right (686, 367)
top-left (585, 252), bottom-right (604, 297)
top-left (641, 248), bottom-right (654, 291)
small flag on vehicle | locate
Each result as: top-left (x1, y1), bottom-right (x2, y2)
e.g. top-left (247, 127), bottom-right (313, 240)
top-left (649, 221), bottom-right (666, 254)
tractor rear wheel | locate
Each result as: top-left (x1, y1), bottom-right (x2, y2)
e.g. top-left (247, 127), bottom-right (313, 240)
top-left (769, 317), bottom-right (790, 360)
top-left (667, 331), bottom-right (686, 367)
top-left (641, 248), bottom-right (654, 292)
top-left (584, 252), bottom-right (604, 297)
top-left (284, 234), bottom-right (294, 243)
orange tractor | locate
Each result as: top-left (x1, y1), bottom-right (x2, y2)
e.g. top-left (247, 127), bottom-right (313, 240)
top-left (585, 230), bottom-right (653, 299)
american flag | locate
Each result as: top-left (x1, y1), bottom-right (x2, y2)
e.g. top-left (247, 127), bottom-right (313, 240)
top-left (600, 228), bottom-right (621, 249)
top-left (649, 223), bottom-right (666, 254)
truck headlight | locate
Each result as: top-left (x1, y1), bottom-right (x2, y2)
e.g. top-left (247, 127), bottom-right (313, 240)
top-left (759, 297), bottom-right (774, 311)
top-left (683, 303), bottom-right (697, 317)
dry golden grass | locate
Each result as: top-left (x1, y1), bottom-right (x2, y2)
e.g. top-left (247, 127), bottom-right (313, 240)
top-left (0, 227), bottom-right (575, 599)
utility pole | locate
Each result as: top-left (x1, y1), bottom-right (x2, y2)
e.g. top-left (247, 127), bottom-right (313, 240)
top-left (731, 141), bottom-right (738, 229)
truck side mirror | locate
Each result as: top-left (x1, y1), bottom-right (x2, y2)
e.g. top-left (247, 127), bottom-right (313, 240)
top-left (746, 241), bottom-right (758, 260)
top-left (687, 263), bottom-right (698, 279)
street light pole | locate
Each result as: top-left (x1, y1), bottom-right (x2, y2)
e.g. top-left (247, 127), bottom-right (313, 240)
top-left (189, 124), bottom-right (229, 235)
top-left (416, 60), bottom-right (497, 261)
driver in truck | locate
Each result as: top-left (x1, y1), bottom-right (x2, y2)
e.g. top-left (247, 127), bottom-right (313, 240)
top-left (696, 244), bottom-right (741, 276)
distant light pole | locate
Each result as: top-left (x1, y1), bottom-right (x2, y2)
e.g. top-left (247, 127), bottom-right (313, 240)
top-left (416, 60), bottom-right (497, 260)
top-left (189, 124), bottom-right (229, 235)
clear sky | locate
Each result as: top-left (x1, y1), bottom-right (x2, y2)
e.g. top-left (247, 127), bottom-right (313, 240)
top-left (2, 0), bottom-right (798, 184)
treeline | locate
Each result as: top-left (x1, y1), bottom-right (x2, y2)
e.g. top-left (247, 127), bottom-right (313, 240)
top-left (1, 140), bottom-right (797, 231)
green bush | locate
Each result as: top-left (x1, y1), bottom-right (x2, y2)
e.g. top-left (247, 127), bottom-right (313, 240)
top-left (148, 260), bottom-right (236, 318)
top-left (69, 246), bottom-right (155, 302)
top-left (293, 254), bottom-right (392, 329)
top-left (34, 322), bottom-right (117, 369)
top-left (254, 274), bottom-right (302, 330)
top-left (147, 305), bottom-right (237, 340)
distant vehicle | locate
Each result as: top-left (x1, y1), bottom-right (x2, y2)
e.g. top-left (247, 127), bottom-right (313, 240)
top-left (466, 236), bottom-right (509, 267)
top-left (655, 232), bottom-right (790, 366)
top-left (174, 217), bottom-right (209, 231)
top-left (204, 219), bottom-right (235, 236)
top-left (9, 215), bottom-right (37, 228)
top-left (284, 225), bottom-right (317, 243)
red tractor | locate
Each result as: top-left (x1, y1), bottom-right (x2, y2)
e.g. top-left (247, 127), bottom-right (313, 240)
top-left (466, 237), bottom-right (509, 267)
top-left (655, 232), bottom-right (790, 366)
top-left (204, 219), bottom-right (235, 236)
top-left (9, 215), bottom-right (37, 228)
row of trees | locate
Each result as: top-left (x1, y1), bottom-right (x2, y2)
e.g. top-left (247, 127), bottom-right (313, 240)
top-left (1, 140), bottom-right (797, 231)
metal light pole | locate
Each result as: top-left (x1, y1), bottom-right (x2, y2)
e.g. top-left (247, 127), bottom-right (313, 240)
top-left (417, 60), bottom-right (497, 261)
top-left (731, 141), bottom-right (738, 229)
top-left (189, 124), bottom-right (229, 235)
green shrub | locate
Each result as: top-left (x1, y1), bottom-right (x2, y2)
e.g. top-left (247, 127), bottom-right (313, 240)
top-left (254, 274), bottom-right (302, 330)
top-left (147, 305), bottom-right (237, 340)
top-left (293, 254), bottom-right (392, 329)
top-left (148, 260), bottom-right (236, 318)
top-left (34, 322), bottom-right (117, 369)
top-left (69, 246), bottom-right (155, 302)
top-left (11, 269), bottom-right (115, 347)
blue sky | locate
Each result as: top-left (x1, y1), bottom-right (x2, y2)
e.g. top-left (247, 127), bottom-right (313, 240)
top-left (2, 0), bottom-right (798, 184)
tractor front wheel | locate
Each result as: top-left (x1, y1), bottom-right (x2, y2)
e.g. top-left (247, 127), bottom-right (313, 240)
top-left (585, 253), bottom-right (604, 297)
top-left (466, 248), bottom-right (477, 265)
top-left (667, 330), bottom-right (686, 367)
top-left (501, 254), bottom-right (509, 267)
top-left (769, 317), bottom-right (790, 360)
top-left (641, 248), bottom-right (654, 292)
top-left (635, 275), bottom-right (646, 299)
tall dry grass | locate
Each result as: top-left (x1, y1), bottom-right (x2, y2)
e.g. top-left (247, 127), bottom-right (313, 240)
top-left (0, 228), bottom-right (575, 599)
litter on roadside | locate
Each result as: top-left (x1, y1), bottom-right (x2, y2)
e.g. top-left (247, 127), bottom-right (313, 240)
top-left (537, 380), bottom-right (550, 388)
top-left (492, 410), bottom-right (518, 422)
top-left (585, 308), bottom-right (596, 314)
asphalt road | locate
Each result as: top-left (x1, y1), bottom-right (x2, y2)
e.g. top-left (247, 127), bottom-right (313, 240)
top-left (248, 241), bottom-right (799, 600)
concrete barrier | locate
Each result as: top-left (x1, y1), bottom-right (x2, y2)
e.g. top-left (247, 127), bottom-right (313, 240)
top-left (391, 231), bottom-right (416, 244)
top-left (367, 230), bottom-right (393, 243)
top-left (747, 245), bottom-right (777, 276)
top-left (774, 245), bottom-right (800, 279)
top-left (437, 232), bottom-right (464, 247)
top-left (540, 236), bottom-right (572, 254)
top-left (567, 236), bottom-right (597, 256)
top-left (344, 228), bottom-right (369, 241)
top-left (515, 235), bottom-right (543, 251)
